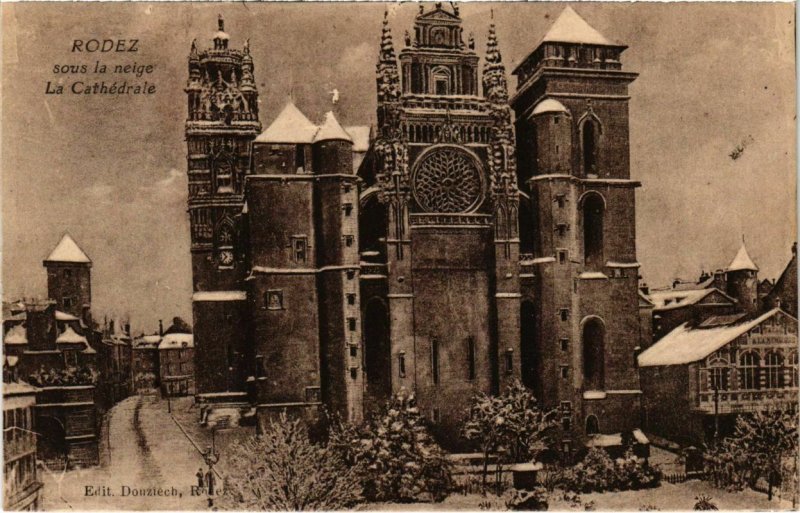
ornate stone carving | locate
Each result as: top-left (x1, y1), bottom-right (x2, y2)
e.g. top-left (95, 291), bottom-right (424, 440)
top-left (412, 147), bottom-right (484, 213)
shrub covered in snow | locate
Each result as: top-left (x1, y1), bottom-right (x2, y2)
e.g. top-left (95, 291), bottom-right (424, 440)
top-left (703, 408), bottom-right (797, 496)
top-left (561, 448), bottom-right (661, 493)
top-left (460, 379), bottom-right (559, 491)
top-left (328, 388), bottom-right (452, 503)
top-left (220, 412), bottom-right (362, 510)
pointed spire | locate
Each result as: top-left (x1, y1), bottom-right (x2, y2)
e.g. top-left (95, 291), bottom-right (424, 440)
top-left (45, 234), bottom-right (91, 264)
top-left (376, 11), bottom-right (401, 103)
top-left (728, 242), bottom-right (759, 272)
top-left (190, 39), bottom-right (198, 59)
top-left (482, 22), bottom-right (508, 104)
top-left (314, 111), bottom-right (353, 143)
top-left (540, 7), bottom-right (614, 46)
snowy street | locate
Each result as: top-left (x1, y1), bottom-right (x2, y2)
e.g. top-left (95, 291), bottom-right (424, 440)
top-left (40, 396), bottom-right (209, 511)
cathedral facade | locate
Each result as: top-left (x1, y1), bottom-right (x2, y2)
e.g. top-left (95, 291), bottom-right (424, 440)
top-left (185, 5), bottom-right (643, 446)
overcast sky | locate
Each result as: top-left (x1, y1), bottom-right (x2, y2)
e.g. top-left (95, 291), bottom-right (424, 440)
top-left (2, 2), bottom-right (795, 333)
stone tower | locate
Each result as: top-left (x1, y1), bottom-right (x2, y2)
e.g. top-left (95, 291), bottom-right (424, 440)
top-left (361, 4), bottom-right (520, 442)
top-left (511, 7), bottom-right (642, 443)
top-left (43, 234), bottom-right (92, 323)
top-left (725, 242), bottom-right (759, 314)
top-left (246, 103), bottom-right (364, 423)
top-left (185, 16), bottom-right (261, 395)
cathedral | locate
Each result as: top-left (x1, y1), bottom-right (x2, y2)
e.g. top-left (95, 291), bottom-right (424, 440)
top-left (184, 5), bottom-right (643, 448)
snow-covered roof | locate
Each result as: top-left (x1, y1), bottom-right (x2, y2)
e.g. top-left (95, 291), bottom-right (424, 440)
top-left (314, 111), bottom-right (353, 143)
top-left (638, 308), bottom-right (786, 367)
top-left (133, 335), bottom-right (161, 349)
top-left (45, 234), bottom-right (91, 264)
top-left (3, 381), bottom-right (38, 396)
top-left (213, 30), bottom-right (229, 41)
top-left (586, 429), bottom-right (649, 448)
top-left (539, 7), bottom-right (616, 47)
top-left (56, 326), bottom-right (88, 345)
top-left (4, 325), bottom-right (27, 345)
top-left (345, 126), bottom-right (371, 152)
top-left (532, 99), bottom-right (568, 116)
top-left (254, 101), bottom-right (319, 144)
top-left (727, 243), bottom-right (759, 272)
top-left (192, 291), bottom-right (247, 301)
top-left (55, 310), bottom-right (79, 321)
top-left (159, 333), bottom-right (194, 350)
top-left (647, 288), bottom-right (735, 311)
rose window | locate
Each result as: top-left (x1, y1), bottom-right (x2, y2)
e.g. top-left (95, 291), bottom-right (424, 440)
top-left (412, 147), bottom-right (484, 213)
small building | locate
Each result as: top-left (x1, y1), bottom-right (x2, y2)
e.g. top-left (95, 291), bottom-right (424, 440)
top-left (639, 308), bottom-right (798, 445)
top-left (132, 335), bottom-right (161, 393)
top-left (159, 333), bottom-right (194, 397)
top-left (3, 379), bottom-right (43, 511)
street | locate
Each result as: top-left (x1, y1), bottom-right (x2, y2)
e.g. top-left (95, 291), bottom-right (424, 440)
top-left (41, 396), bottom-right (210, 511)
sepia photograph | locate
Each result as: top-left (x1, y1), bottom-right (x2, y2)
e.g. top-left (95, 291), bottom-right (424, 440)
top-left (1, 1), bottom-right (797, 510)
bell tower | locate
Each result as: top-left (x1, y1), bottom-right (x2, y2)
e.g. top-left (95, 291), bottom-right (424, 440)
top-left (364, 4), bottom-right (520, 444)
top-left (511, 7), bottom-right (642, 443)
top-left (185, 16), bottom-right (261, 396)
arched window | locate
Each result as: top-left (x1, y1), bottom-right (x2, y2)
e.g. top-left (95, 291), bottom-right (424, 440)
top-left (582, 193), bottom-right (605, 270)
top-left (431, 66), bottom-right (451, 96)
top-left (586, 415), bottom-right (599, 435)
top-left (765, 352), bottom-right (784, 388)
top-left (739, 351), bottom-right (761, 390)
top-left (708, 357), bottom-right (729, 391)
top-left (581, 119), bottom-right (599, 176)
top-left (582, 318), bottom-right (605, 390)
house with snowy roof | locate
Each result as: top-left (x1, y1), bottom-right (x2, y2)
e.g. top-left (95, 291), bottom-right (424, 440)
top-left (643, 243), bottom-right (764, 343)
top-left (638, 307), bottom-right (798, 445)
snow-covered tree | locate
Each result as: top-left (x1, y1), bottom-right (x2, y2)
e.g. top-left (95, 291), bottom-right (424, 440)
top-left (220, 412), bottom-right (362, 510)
top-left (461, 379), bottom-right (559, 492)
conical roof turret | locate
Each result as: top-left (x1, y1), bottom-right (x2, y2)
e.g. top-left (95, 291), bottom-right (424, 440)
top-left (727, 243), bottom-right (759, 272)
top-left (314, 111), bottom-right (353, 143)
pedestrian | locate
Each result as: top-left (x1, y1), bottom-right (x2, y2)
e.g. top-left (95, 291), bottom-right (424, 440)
top-left (196, 468), bottom-right (204, 490)
top-left (206, 468), bottom-right (216, 507)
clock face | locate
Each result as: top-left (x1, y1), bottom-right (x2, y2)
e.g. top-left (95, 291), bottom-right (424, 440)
top-left (219, 250), bottom-right (234, 266)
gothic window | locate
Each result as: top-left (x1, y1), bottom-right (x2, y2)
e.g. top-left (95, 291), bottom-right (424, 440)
top-left (739, 351), bottom-right (761, 390)
top-left (581, 119), bottom-right (600, 176)
top-left (431, 338), bottom-right (440, 385)
top-left (215, 159), bottom-right (234, 193)
top-left (398, 352), bottom-right (406, 378)
top-left (582, 193), bottom-right (605, 270)
top-left (586, 415), bottom-right (599, 435)
top-left (266, 290), bottom-right (284, 310)
top-left (412, 147), bottom-right (484, 213)
top-left (467, 337), bottom-right (476, 381)
top-left (765, 352), bottom-right (784, 388)
top-left (582, 318), bottom-right (605, 390)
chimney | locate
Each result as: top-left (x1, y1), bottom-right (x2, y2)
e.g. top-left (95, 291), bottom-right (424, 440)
top-left (712, 269), bottom-right (726, 291)
top-left (159, 319), bottom-right (164, 336)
